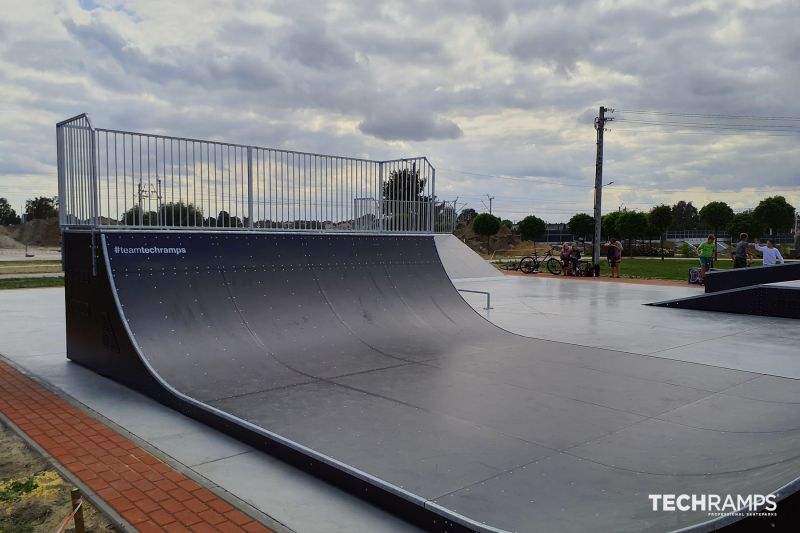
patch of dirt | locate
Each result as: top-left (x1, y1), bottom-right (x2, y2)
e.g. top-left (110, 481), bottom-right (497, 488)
top-left (455, 221), bottom-right (518, 256)
top-left (0, 422), bottom-right (118, 533)
top-left (0, 235), bottom-right (24, 250)
top-left (11, 219), bottom-right (61, 248)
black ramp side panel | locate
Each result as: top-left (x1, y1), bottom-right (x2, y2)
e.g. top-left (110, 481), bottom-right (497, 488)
top-left (704, 262), bottom-right (800, 293)
top-left (648, 284), bottom-right (800, 319)
top-left (69, 230), bottom-right (800, 533)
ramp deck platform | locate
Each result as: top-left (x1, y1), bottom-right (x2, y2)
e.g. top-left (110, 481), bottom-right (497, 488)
top-left (64, 230), bottom-right (800, 532)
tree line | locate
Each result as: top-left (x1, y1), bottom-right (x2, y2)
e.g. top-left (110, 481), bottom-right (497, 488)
top-left (0, 197), bottom-right (59, 225)
top-left (467, 196), bottom-right (796, 256)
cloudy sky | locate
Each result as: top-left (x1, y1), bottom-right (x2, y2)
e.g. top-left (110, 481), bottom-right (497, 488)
top-left (2, 0), bottom-right (799, 222)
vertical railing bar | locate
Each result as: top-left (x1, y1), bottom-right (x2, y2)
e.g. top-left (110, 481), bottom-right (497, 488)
top-left (378, 161), bottom-right (384, 232)
top-left (76, 126), bottom-right (83, 223)
top-left (227, 145), bottom-right (232, 227)
top-left (235, 146), bottom-right (240, 227)
top-left (56, 126), bottom-right (64, 225)
top-left (147, 136), bottom-right (152, 226)
top-left (104, 132), bottom-right (109, 225)
top-left (213, 144), bottom-right (218, 226)
top-left (429, 161), bottom-right (433, 232)
top-left (247, 146), bottom-right (253, 228)
top-left (65, 127), bottom-right (72, 224)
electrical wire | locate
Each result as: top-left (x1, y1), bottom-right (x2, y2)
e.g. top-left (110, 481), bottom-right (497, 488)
top-left (614, 109), bottom-right (800, 121)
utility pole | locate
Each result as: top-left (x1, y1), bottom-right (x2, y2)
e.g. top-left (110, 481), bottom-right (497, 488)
top-left (592, 106), bottom-right (613, 269)
top-left (486, 194), bottom-right (494, 215)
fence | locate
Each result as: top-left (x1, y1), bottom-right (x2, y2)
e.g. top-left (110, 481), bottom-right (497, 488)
top-left (56, 114), bottom-right (456, 233)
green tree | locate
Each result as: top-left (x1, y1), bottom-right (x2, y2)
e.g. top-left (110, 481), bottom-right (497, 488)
top-left (382, 165), bottom-right (427, 230)
top-left (518, 215), bottom-right (546, 248)
top-left (472, 213), bottom-right (501, 253)
top-left (648, 205), bottom-right (673, 260)
top-left (159, 202), bottom-right (204, 226)
top-left (670, 200), bottom-right (699, 231)
top-left (121, 206), bottom-right (158, 225)
top-left (616, 210), bottom-right (649, 256)
top-left (601, 211), bottom-right (623, 239)
top-left (212, 210), bottom-right (243, 228)
top-left (0, 198), bottom-right (21, 225)
top-left (501, 219), bottom-right (513, 230)
top-left (699, 201), bottom-right (734, 260)
top-left (25, 196), bottom-right (58, 220)
top-left (753, 196), bottom-right (795, 235)
top-left (457, 208), bottom-right (478, 226)
top-left (728, 210), bottom-right (764, 240)
top-left (567, 213), bottom-right (594, 240)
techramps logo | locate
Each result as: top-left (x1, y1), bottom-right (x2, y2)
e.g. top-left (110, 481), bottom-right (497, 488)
top-left (648, 493), bottom-right (777, 518)
top-left (112, 245), bottom-right (187, 255)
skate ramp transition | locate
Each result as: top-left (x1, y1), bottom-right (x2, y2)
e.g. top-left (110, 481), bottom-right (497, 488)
top-left (65, 230), bottom-right (800, 532)
top-left (649, 263), bottom-right (800, 319)
top-left (433, 234), bottom-right (503, 280)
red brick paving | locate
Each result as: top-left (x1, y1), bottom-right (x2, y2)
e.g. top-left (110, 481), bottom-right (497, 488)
top-left (0, 360), bottom-right (272, 532)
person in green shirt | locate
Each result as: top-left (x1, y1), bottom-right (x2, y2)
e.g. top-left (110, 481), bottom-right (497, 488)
top-left (695, 234), bottom-right (716, 281)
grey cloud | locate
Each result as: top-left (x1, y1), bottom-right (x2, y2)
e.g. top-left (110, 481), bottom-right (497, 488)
top-left (2, 0), bottom-right (800, 221)
top-left (359, 111), bottom-right (463, 141)
top-left (63, 18), bottom-right (281, 92)
top-left (346, 31), bottom-right (447, 63)
top-left (274, 22), bottom-right (357, 70)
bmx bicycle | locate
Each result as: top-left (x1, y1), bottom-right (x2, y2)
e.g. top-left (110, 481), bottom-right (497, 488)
top-left (518, 250), bottom-right (562, 275)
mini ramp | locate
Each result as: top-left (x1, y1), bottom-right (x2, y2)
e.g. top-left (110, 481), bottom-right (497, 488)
top-left (649, 264), bottom-right (800, 319)
top-left (64, 230), bottom-right (800, 532)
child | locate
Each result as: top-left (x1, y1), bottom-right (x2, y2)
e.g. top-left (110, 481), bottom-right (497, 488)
top-left (754, 238), bottom-right (785, 266)
top-left (606, 238), bottom-right (623, 278)
top-left (696, 234), bottom-right (716, 281)
top-left (733, 233), bottom-right (751, 269)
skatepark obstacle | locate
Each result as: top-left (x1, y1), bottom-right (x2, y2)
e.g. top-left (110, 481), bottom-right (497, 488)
top-left (58, 116), bottom-right (800, 532)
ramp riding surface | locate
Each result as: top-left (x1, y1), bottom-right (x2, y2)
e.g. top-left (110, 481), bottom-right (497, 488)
top-left (64, 230), bottom-right (800, 532)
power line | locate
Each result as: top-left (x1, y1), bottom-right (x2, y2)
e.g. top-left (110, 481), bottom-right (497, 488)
top-left (614, 118), bottom-right (800, 133)
top-left (615, 109), bottom-right (800, 121)
top-left (610, 128), bottom-right (800, 138)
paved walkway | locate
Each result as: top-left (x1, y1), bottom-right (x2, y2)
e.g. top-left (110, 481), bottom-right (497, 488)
top-left (501, 269), bottom-right (691, 287)
top-left (0, 359), bottom-right (271, 533)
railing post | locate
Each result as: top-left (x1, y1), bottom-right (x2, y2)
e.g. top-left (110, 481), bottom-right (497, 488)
top-left (56, 125), bottom-right (66, 227)
top-left (247, 147), bottom-right (254, 229)
top-left (429, 166), bottom-right (435, 233)
top-left (89, 126), bottom-right (99, 227)
top-left (378, 162), bottom-right (385, 233)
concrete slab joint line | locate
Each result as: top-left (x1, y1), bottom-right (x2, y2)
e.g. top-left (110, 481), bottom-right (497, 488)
top-left (54, 229), bottom-right (800, 533)
top-left (0, 358), bottom-right (273, 533)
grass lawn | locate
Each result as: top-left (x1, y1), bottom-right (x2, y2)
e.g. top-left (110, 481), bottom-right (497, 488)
top-left (0, 277), bottom-right (65, 290)
top-left (598, 257), bottom-right (761, 281)
top-left (0, 260), bottom-right (62, 275)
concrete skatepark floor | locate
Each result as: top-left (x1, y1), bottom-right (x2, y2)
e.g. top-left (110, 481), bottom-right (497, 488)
top-left (1, 271), bottom-right (798, 531)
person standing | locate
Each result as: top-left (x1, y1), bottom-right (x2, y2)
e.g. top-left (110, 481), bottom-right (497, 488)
top-left (696, 234), bottom-right (716, 281)
top-left (733, 233), bottom-right (752, 269)
top-left (606, 238), bottom-right (623, 278)
top-left (754, 238), bottom-right (785, 266)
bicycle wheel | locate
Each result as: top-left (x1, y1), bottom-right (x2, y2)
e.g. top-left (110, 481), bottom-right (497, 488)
top-left (519, 256), bottom-right (536, 274)
top-left (546, 257), bottom-right (562, 275)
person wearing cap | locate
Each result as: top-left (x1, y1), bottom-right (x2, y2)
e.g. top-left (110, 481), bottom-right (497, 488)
top-left (754, 238), bottom-right (785, 266)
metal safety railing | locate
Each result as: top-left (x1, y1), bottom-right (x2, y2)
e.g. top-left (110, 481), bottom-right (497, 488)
top-left (56, 113), bottom-right (457, 233)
